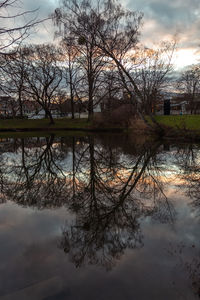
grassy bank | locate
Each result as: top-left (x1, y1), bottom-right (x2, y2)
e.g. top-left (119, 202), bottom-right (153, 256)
top-left (0, 117), bottom-right (127, 135)
top-left (154, 115), bottom-right (200, 131)
top-left (148, 115), bottom-right (200, 142)
top-left (0, 115), bottom-right (200, 140)
top-left (0, 118), bottom-right (90, 130)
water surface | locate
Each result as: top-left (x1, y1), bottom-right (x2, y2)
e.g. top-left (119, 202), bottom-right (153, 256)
top-left (0, 134), bottom-right (200, 300)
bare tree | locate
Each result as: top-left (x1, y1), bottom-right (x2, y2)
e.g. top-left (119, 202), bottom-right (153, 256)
top-left (132, 43), bottom-right (175, 115)
top-left (92, 4), bottom-right (175, 124)
top-left (1, 47), bottom-right (30, 117)
top-left (53, 0), bottom-right (109, 120)
top-left (177, 65), bottom-right (200, 114)
top-left (61, 36), bottom-right (80, 119)
top-left (97, 68), bottom-right (123, 115)
top-left (0, 0), bottom-right (42, 54)
top-left (24, 44), bottom-right (63, 124)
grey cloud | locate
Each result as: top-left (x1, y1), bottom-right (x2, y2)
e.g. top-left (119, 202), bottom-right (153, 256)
top-left (126, 0), bottom-right (200, 51)
top-left (21, 0), bottom-right (59, 44)
top-left (20, 0), bottom-right (200, 57)
top-left (23, 0), bottom-right (59, 18)
top-left (147, 2), bottom-right (191, 27)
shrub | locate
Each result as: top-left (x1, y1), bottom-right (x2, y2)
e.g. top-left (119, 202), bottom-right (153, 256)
top-left (93, 104), bottom-right (136, 128)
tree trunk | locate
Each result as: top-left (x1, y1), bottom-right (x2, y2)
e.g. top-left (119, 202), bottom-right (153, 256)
top-left (18, 87), bottom-right (23, 118)
top-left (46, 109), bottom-right (55, 125)
top-left (69, 73), bottom-right (75, 119)
top-left (88, 81), bottom-right (94, 121)
top-left (87, 50), bottom-right (94, 122)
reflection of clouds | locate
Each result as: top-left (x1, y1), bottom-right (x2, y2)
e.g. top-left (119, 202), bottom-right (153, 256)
top-left (0, 204), bottom-right (70, 299)
top-left (0, 198), bottom-right (193, 299)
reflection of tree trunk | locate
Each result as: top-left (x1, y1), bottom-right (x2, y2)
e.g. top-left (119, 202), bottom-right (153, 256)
top-left (21, 138), bottom-right (31, 187)
top-left (72, 137), bottom-right (76, 200)
top-left (28, 134), bottom-right (55, 179)
top-left (115, 142), bottom-right (161, 210)
top-left (89, 136), bottom-right (95, 201)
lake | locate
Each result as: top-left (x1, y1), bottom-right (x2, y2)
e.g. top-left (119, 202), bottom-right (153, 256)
top-left (0, 133), bottom-right (200, 300)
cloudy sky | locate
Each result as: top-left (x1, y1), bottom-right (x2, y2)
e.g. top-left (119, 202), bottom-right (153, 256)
top-left (18, 0), bottom-right (200, 69)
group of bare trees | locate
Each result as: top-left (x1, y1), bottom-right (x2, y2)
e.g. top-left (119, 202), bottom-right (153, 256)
top-left (0, 1), bottom-right (64, 123)
top-left (52, 0), bottom-right (177, 121)
top-left (0, 0), bottom-right (179, 125)
top-left (1, 44), bottom-right (64, 123)
top-left (1, 0), bottom-right (199, 124)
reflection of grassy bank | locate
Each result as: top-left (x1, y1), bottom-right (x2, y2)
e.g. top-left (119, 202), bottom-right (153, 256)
top-left (0, 131), bottom-right (156, 146)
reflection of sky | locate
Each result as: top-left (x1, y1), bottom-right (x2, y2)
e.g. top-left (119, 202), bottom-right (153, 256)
top-left (0, 192), bottom-right (198, 300)
top-left (0, 145), bottom-right (73, 182)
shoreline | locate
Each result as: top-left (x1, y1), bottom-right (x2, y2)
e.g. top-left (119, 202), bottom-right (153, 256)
top-left (0, 116), bottom-right (200, 142)
top-left (0, 127), bottom-right (125, 133)
top-left (0, 126), bottom-right (200, 143)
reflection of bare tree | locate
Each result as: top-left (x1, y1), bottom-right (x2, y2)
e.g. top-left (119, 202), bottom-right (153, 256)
top-left (1, 135), bottom-right (72, 208)
top-left (0, 135), bottom-right (175, 270)
top-left (166, 145), bottom-right (200, 298)
top-left (174, 145), bottom-right (200, 212)
top-left (60, 136), bottom-right (175, 270)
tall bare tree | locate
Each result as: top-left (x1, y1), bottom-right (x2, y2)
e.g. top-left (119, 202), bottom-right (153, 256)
top-left (24, 44), bottom-right (63, 124)
top-left (61, 36), bottom-right (80, 119)
top-left (53, 0), bottom-right (109, 120)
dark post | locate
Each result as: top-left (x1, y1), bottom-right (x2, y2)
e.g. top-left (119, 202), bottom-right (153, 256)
top-left (164, 99), bottom-right (171, 115)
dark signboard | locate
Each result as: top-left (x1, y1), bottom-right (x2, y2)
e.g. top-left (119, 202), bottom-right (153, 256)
top-left (164, 99), bottom-right (170, 115)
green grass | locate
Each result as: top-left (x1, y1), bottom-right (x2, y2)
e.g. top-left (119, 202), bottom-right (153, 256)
top-left (153, 115), bottom-right (200, 131)
top-left (1, 115), bottom-right (200, 135)
top-left (0, 118), bottom-right (91, 130)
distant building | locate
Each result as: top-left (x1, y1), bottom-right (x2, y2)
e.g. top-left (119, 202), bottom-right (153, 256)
top-left (155, 92), bottom-right (200, 115)
top-left (0, 95), bottom-right (18, 116)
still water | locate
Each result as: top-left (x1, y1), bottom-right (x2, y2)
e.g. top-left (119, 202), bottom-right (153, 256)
top-left (0, 133), bottom-right (200, 300)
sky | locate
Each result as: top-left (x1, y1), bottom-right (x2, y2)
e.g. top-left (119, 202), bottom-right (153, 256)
top-left (14, 0), bottom-right (200, 70)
